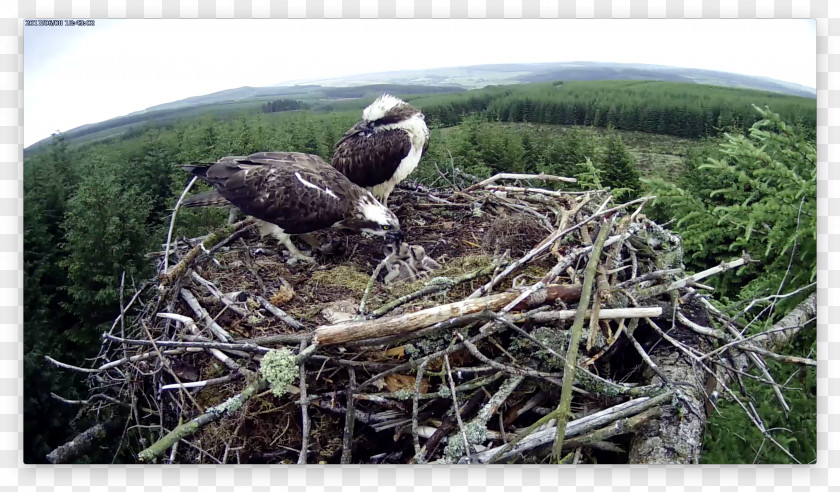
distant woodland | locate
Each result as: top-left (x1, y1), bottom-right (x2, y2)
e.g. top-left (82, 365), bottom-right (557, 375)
top-left (24, 80), bottom-right (816, 464)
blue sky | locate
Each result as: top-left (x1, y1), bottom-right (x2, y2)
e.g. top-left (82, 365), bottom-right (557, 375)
top-left (24, 18), bottom-right (816, 147)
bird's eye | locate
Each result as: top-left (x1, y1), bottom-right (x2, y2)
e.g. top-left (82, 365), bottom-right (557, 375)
top-left (383, 225), bottom-right (390, 230)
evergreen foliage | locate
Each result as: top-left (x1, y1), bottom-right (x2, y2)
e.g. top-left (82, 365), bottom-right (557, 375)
top-left (646, 106), bottom-right (816, 311)
top-left (260, 99), bottom-right (307, 113)
top-left (413, 81), bottom-right (814, 139)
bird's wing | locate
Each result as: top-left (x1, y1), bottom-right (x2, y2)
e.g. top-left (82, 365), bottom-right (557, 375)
top-left (331, 129), bottom-right (413, 188)
top-left (217, 153), bottom-right (354, 234)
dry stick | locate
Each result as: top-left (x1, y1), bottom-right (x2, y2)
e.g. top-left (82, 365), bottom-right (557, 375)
top-left (97, 348), bottom-right (203, 372)
top-left (561, 406), bottom-right (664, 450)
top-left (163, 176), bottom-right (199, 273)
top-left (160, 217), bottom-right (256, 286)
top-left (314, 285), bottom-right (582, 346)
top-left (468, 195), bottom-right (651, 300)
top-left (297, 339), bottom-right (311, 465)
top-left (180, 288), bottom-right (234, 342)
top-left (484, 185), bottom-right (577, 198)
top-left (482, 391), bottom-right (673, 464)
top-left (358, 258), bottom-right (388, 315)
top-left (256, 296), bottom-right (307, 331)
top-left (462, 172), bottom-right (578, 193)
top-left (340, 367), bottom-right (357, 464)
top-left (458, 336), bottom-right (561, 385)
top-left (137, 344), bottom-right (315, 462)
top-left (411, 360), bottom-right (430, 462)
top-left (366, 261), bottom-right (504, 320)
top-left (156, 313), bottom-right (250, 378)
top-left (444, 354), bottom-right (473, 462)
top-left (160, 374), bottom-right (237, 391)
top-left (551, 217), bottom-right (612, 462)
top-left (44, 355), bottom-right (101, 374)
top-left (102, 333), bottom-right (270, 354)
top-left (632, 254), bottom-right (752, 302)
top-left (190, 271), bottom-right (248, 317)
top-left (678, 312), bottom-right (815, 366)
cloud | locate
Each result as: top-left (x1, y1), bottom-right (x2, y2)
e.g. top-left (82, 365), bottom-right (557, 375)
top-left (23, 19), bottom-right (815, 147)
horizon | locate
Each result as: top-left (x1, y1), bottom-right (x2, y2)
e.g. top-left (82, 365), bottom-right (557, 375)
top-left (24, 18), bottom-right (816, 147)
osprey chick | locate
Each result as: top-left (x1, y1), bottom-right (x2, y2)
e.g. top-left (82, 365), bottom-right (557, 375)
top-left (332, 94), bottom-right (430, 206)
top-left (182, 152), bottom-right (402, 262)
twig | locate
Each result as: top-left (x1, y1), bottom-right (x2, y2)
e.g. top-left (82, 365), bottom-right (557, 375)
top-left (137, 344), bottom-right (316, 462)
top-left (163, 176), bottom-right (199, 273)
top-left (190, 271), bottom-right (248, 317)
top-left (444, 354), bottom-right (472, 462)
top-left (257, 296), bottom-right (307, 331)
top-left (179, 288), bottom-right (234, 342)
top-left (340, 367), bottom-right (356, 464)
top-left (298, 339), bottom-right (311, 464)
top-left (358, 258), bottom-right (388, 315)
top-left (463, 172), bottom-right (578, 193)
top-left (366, 261), bottom-right (503, 319)
top-left (160, 217), bottom-right (255, 286)
top-left (552, 217), bottom-right (612, 462)
top-left (411, 360), bottom-right (429, 462)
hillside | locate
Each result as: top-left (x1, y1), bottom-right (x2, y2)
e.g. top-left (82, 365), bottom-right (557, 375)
top-left (284, 61), bottom-right (816, 98)
top-left (25, 61), bottom-right (815, 153)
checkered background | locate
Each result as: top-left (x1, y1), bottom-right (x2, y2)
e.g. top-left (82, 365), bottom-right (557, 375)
top-left (0, 0), bottom-right (836, 489)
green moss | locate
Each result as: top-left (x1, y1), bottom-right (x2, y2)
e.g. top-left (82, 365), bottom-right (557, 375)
top-left (310, 265), bottom-right (371, 294)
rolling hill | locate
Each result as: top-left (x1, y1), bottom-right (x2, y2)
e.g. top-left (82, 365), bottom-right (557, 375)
top-left (24, 61), bottom-right (815, 153)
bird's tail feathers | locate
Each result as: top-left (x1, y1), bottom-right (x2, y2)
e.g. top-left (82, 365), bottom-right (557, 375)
top-left (181, 190), bottom-right (230, 208)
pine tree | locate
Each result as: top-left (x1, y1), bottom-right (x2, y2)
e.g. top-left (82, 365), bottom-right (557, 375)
top-left (599, 135), bottom-right (641, 200)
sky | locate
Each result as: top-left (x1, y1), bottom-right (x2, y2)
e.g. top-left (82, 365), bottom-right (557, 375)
top-left (24, 18), bottom-right (816, 147)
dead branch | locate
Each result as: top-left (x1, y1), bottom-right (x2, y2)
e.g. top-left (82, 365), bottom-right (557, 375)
top-left (552, 217), bottom-right (612, 461)
top-left (463, 172), bottom-right (578, 192)
top-left (313, 284), bottom-right (582, 346)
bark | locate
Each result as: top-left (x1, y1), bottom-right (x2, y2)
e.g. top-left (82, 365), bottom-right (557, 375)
top-left (628, 292), bottom-right (817, 463)
top-left (46, 419), bottom-right (121, 464)
top-left (312, 284), bottom-right (582, 346)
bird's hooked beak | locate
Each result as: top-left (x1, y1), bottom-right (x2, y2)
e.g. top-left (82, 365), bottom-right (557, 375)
top-left (386, 230), bottom-right (404, 245)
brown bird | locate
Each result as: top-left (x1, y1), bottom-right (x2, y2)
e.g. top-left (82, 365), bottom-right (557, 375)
top-left (332, 94), bottom-right (430, 206)
top-left (182, 152), bottom-right (402, 262)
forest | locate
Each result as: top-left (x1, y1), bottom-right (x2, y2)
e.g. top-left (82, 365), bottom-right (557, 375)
top-left (23, 80), bottom-right (816, 464)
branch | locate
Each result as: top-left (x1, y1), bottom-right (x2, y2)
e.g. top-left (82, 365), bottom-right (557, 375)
top-left (552, 217), bottom-right (612, 461)
top-left (137, 345), bottom-right (316, 462)
top-left (313, 284), bottom-right (583, 346)
top-left (462, 172), bottom-right (577, 192)
top-left (160, 217), bottom-right (255, 286)
top-left (163, 176), bottom-right (199, 273)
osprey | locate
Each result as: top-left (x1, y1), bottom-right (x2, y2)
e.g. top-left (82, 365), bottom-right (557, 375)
top-left (181, 152), bottom-right (402, 262)
top-left (332, 94), bottom-right (430, 206)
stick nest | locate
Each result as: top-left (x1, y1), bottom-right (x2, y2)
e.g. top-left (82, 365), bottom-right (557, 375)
top-left (75, 178), bottom-right (718, 465)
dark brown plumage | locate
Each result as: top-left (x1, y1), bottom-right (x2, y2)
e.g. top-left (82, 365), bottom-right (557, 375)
top-left (331, 94), bottom-right (430, 205)
top-left (181, 152), bottom-right (402, 262)
top-left (332, 125), bottom-right (413, 189)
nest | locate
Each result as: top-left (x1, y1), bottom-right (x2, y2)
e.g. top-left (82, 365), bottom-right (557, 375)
top-left (74, 176), bottom-right (724, 465)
